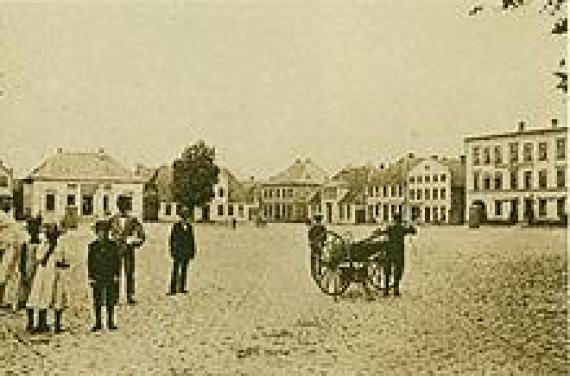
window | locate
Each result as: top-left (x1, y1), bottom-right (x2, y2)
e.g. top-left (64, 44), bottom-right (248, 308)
top-left (383, 186), bottom-right (388, 197)
top-left (473, 172), bottom-right (480, 191)
top-left (368, 186), bottom-right (374, 197)
top-left (523, 143), bottom-right (533, 162)
top-left (417, 176), bottom-right (423, 184)
top-left (391, 186), bottom-right (396, 197)
top-left (483, 175), bottom-right (491, 190)
top-left (440, 206), bottom-right (447, 222)
top-left (483, 147), bottom-right (491, 164)
top-left (538, 170), bottom-right (548, 189)
top-left (441, 174), bottom-right (447, 182)
top-left (165, 203), bottom-right (172, 216)
top-left (67, 194), bottom-right (76, 206)
top-left (0, 176), bottom-right (8, 187)
top-left (383, 204), bottom-right (389, 221)
top-left (287, 189), bottom-right (294, 198)
top-left (538, 142), bottom-right (548, 161)
top-left (557, 168), bottom-right (566, 188)
top-left (524, 171), bottom-right (532, 189)
top-left (538, 199), bottom-right (547, 217)
top-left (409, 176), bottom-right (415, 184)
top-left (494, 145), bottom-right (502, 164)
top-left (495, 201), bottom-right (502, 216)
top-left (375, 204), bottom-right (380, 217)
top-left (433, 207), bottom-right (439, 222)
top-left (510, 171), bottom-right (518, 190)
top-left (103, 195), bottom-right (109, 213)
top-left (557, 198), bottom-right (566, 218)
top-left (509, 142), bottom-right (519, 162)
top-left (425, 175), bottom-right (431, 183)
top-left (375, 186), bottom-right (379, 196)
top-left (433, 188), bottom-right (438, 200)
top-left (228, 205), bottom-right (234, 216)
top-left (398, 186), bottom-right (403, 197)
top-left (556, 138), bottom-right (566, 160)
top-left (276, 189), bottom-right (281, 198)
top-left (424, 188), bottom-right (430, 200)
top-left (45, 193), bottom-right (56, 212)
top-left (473, 146), bottom-right (481, 166)
top-left (417, 189), bottom-right (422, 200)
top-left (433, 174), bottom-right (439, 183)
top-left (409, 189), bottom-right (415, 200)
top-left (218, 205), bottom-right (224, 216)
top-left (219, 187), bottom-right (225, 198)
top-left (440, 188), bottom-right (447, 199)
top-left (494, 172), bottom-right (503, 190)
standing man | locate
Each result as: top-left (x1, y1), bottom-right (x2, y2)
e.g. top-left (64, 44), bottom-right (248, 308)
top-left (110, 197), bottom-right (145, 305)
top-left (88, 220), bottom-right (121, 332)
top-left (168, 206), bottom-right (196, 295)
top-left (383, 212), bottom-right (416, 297)
top-left (307, 214), bottom-right (327, 278)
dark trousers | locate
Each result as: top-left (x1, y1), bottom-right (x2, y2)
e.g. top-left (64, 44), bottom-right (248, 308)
top-left (385, 254), bottom-right (405, 292)
top-left (121, 248), bottom-right (136, 299)
top-left (170, 258), bottom-right (190, 293)
top-left (92, 283), bottom-right (117, 326)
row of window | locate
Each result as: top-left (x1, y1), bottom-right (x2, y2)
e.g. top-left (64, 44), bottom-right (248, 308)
top-left (368, 185), bottom-right (403, 198)
top-left (411, 206), bottom-right (448, 223)
top-left (409, 174), bottom-right (447, 184)
top-left (263, 203), bottom-right (294, 219)
top-left (217, 204), bottom-right (246, 217)
top-left (368, 204), bottom-right (403, 221)
top-left (472, 138), bottom-right (566, 166)
top-left (409, 188), bottom-right (447, 201)
top-left (45, 193), bottom-right (116, 214)
top-left (263, 188), bottom-right (295, 199)
top-left (473, 168), bottom-right (566, 191)
top-left (493, 198), bottom-right (566, 218)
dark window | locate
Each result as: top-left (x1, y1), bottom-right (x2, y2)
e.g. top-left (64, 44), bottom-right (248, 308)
top-left (494, 172), bottom-right (503, 190)
top-left (383, 186), bottom-right (388, 197)
top-left (391, 186), bottom-right (396, 197)
top-left (557, 168), bottom-right (566, 188)
top-left (425, 175), bottom-right (431, 183)
top-left (409, 176), bottom-right (415, 184)
top-left (398, 186), bottom-right (403, 197)
top-left (219, 187), bottom-right (225, 198)
top-left (495, 201), bottom-right (502, 216)
top-left (556, 138), bottom-right (566, 160)
top-left (276, 189), bottom-right (281, 198)
top-left (510, 171), bottom-right (518, 190)
top-left (483, 176), bottom-right (491, 190)
top-left (509, 143), bottom-right (518, 162)
top-left (417, 176), bottom-right (423, 184)
top-left (433, 207), bottom-right (439, 221)
top-left (46, 193), bottom-right (56, 212)
top-left (165, 203), bottom-right (172, 216)
top-left (424, 189), bottom-right (430, 200)
top-left (524, 171), bottom-right (532, 189)
top-left (218, 205), bottom-right (224, 216)
top-left (417, 189), bottom-right (422, 200)
top-left (483, 147), bottom-right (491, 164)
top-left (440, 206), bottom-right (447, 221)
top-left (103, 195), bottom-right (110, 213)
top-left (473, 172), bottom-right (480, 191)
top-left (0, 176), bottom-right (8, 187)
top-left (494, 145), bottom-right (502, 164)
top-left (383, 204), bottom-right (389, 221)
top-left (433, 188), bottom-right (438, 200)
top-left (473, 146), bottom-right (481, 166)
top-left (67, 194), bottom-right (76, 206)
top-left (523, 143), bottom-right (533, 162)
top-left (538, 170), bottom-right (548, 189)
top-left (538, 142), bottom-right (548, 161)
top-left (433, 174), bottom-right (439, 183)
top-left (375, 204), bottom-right (380, 217)
top-left (557, 198), bottom-right (566, 217)
top-left (228, 205), bottom-right (234, 216)
top-left (441, 174), bottom-right (447, 182)
top-left (238, 205), bottom-right (244, 217)
top-left (538, 199), bottom-right (547, 217)
top-left (441, 188), bottom-right (446, 199)
top-left (409, 189), bottom-right (415, 200)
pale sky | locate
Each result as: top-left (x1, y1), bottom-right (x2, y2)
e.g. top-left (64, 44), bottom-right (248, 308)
top-left (0, 0), bottom-right (566, 179)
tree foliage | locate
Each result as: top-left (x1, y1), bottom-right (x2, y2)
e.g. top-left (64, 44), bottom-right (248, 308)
top-left (469, 0), bottom-right (567, 93)
top-left (172, 140), bottom-right (220, 213)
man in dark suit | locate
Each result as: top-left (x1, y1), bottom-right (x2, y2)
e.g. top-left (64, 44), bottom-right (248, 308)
top-left (110, 197), bottom-right (145, 305)
top-left (382, 212), bottom-right (416, 297)
top-left (167, 206), bottom-right (196, 295)
top-left (308, 214), bottom-right (327, 278)
top-left (88, 220), bottom-right (121, 332)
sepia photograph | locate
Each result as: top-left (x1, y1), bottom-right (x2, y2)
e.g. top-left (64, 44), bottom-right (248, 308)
top-left (0, 0), bottom-right (567, 375)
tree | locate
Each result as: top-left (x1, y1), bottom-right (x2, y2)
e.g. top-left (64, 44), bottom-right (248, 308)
top-left (469, 0), bottom-right (567, 93)
top-left (172, 140), bottom-right (220, 213)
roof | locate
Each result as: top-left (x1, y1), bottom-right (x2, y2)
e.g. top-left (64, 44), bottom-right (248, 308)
top-left (266, 158), bottom-right (328, 186)
top-left (332, 165), bottom-right (378, 187)
top-left (339, 186), bottom-right (366, 205)
top-left (368, 156), bottom-right (423, 186)
top-left (464, 126), bottom-right (567, 143)
top-left (27, 151), bottom-right (142, 183)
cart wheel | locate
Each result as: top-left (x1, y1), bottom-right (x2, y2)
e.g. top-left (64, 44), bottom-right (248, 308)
top-left (311, 231), bottom-right (350, 296)
top-left (367, 256), bottom-right (393, 291)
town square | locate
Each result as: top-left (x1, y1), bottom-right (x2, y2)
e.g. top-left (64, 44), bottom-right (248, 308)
top-left (0, 0), bottom-right (567, 375)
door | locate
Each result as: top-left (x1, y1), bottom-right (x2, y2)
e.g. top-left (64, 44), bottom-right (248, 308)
top-left (82, 195), bottom-right (94, 216)
top-left (424, 207), bottom-right (431, 223)
top-left (326, 203), bottom-right (333, 224)
top-left (510, 199), bottom-right (519, 223)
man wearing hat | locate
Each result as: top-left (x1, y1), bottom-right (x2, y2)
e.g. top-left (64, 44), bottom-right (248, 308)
top-left (88, 220), bottom-right (121, 331)
top-left (308, 214), bottom-right (327, 277)
top-left (110, 197), bottom-right (145, 304)
top-left (167, 206), bottom-right (196, 295)
top-left (382, 212), bottom-right (416, 297)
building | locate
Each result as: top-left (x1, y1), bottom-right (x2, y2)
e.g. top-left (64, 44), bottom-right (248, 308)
top-left (23, 149), bottom-right (145, 222)
top-left (308, 166), bottom-right (377, 224)
top-left (0, 160), bottom-right (14, 215)
top-left (262, 158), bottom-right (328, 222)
top-left (366, 154), bottom-right (423, 224)
top-left (407, 156), bottom-right (466, 224)
top-left (195, 167), bottom-right (259, 223)
top-left (464, 120), bottom-right (567, 224)
top-left (151, 166), bottom-right (179, 222)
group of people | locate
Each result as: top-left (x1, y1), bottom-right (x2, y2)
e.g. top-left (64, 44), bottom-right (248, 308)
top-left (0, 198), bottom-right (198, 334)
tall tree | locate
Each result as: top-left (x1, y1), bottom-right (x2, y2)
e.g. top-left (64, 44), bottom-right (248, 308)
top-left (469, 0), bottom-right (567, 93)
top-left (172, 140), bottom-right (220, 213)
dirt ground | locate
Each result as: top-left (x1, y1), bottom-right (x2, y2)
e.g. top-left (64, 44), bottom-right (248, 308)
top-left (0, 223), bottom-right (567, 375)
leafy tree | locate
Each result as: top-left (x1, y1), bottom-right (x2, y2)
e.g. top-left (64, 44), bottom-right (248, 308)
top-left (469, 0), bottom-right (567, 93)
top-left (172, 140), bottom-right (220, 213)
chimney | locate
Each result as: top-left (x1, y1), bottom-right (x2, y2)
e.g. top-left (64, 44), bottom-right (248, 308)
top-left (518, 121), bottom-right (525, 132)
top-left (56, 147), bottom-right (63, 154)
top-left (552, 118), bottom-right (558, 128)
top-left (250, 176), bottom-right (255, 182)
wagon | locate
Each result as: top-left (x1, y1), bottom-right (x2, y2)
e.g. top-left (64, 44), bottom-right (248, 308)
top-left (309, 229), bottom-right (392, 296)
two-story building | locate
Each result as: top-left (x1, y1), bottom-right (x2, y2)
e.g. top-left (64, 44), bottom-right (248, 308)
top-left (366, 154), bottom-right (422, 223)
top-left (262, 158), bottom-right (327, 222)
top-left (0, 160), bottom-right (14, 215)
top-left (23, 148), bottom-right (145, 222)
top-left (465, 120), bottom-right (567, 224)
top-left (407, 156), bottom-right (466, 224)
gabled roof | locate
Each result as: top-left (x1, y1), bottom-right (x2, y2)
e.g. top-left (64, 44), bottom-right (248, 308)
top-left (27, 151), bottom-right (142, 183)
top-left (368, 156), bottom-right (423, 186)
top-left (266, 158), bottom-right (328, 186)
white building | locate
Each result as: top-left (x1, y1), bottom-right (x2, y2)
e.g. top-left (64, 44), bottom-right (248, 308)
top-left (0, 160), bottom-right (14, 215)
top-left (407, 156), bottom-right (466, 224)
top-left (465, 120), bottom-right (567, 223)
top-left (23, 149), bottom-right (144, 223)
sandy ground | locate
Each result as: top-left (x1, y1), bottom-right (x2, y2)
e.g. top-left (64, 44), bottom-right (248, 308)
top-left (0, 223), bottom-right (567, 375)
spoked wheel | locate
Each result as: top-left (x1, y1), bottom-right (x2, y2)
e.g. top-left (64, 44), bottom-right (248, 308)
top-left (312, 231), bottom-right (350, 296)
top-left (367, 254), bottom-right (393, 291)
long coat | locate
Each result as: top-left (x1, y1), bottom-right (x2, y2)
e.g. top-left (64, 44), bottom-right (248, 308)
top-left (169, 221), bottom-right (196, 260)
top-left (87, 238), bottom-right (121, 306)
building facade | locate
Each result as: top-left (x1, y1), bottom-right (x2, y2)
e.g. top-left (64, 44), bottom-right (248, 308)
top-left (262, 158), bottom-right (327, 222)
top-left (407, 156), bottom-right (466, 224)
top-left (0, 160), bottom-right (14, 215)
top-left (23, 149), bottom-right (144, 223)
top-left (465, 121), bottom-right (567, 223)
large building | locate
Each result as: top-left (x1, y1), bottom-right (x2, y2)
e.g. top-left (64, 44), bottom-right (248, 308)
top-left (262, 158), bottom-right (327, 222)
top-left (0, 160), bottom-right (14, 215)
top-left (464, 120), bottom-right (567, 223)
top-left (407, 156), bottom-right (466, 224)
top-left (23, 149), bottom-right (145, 222)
